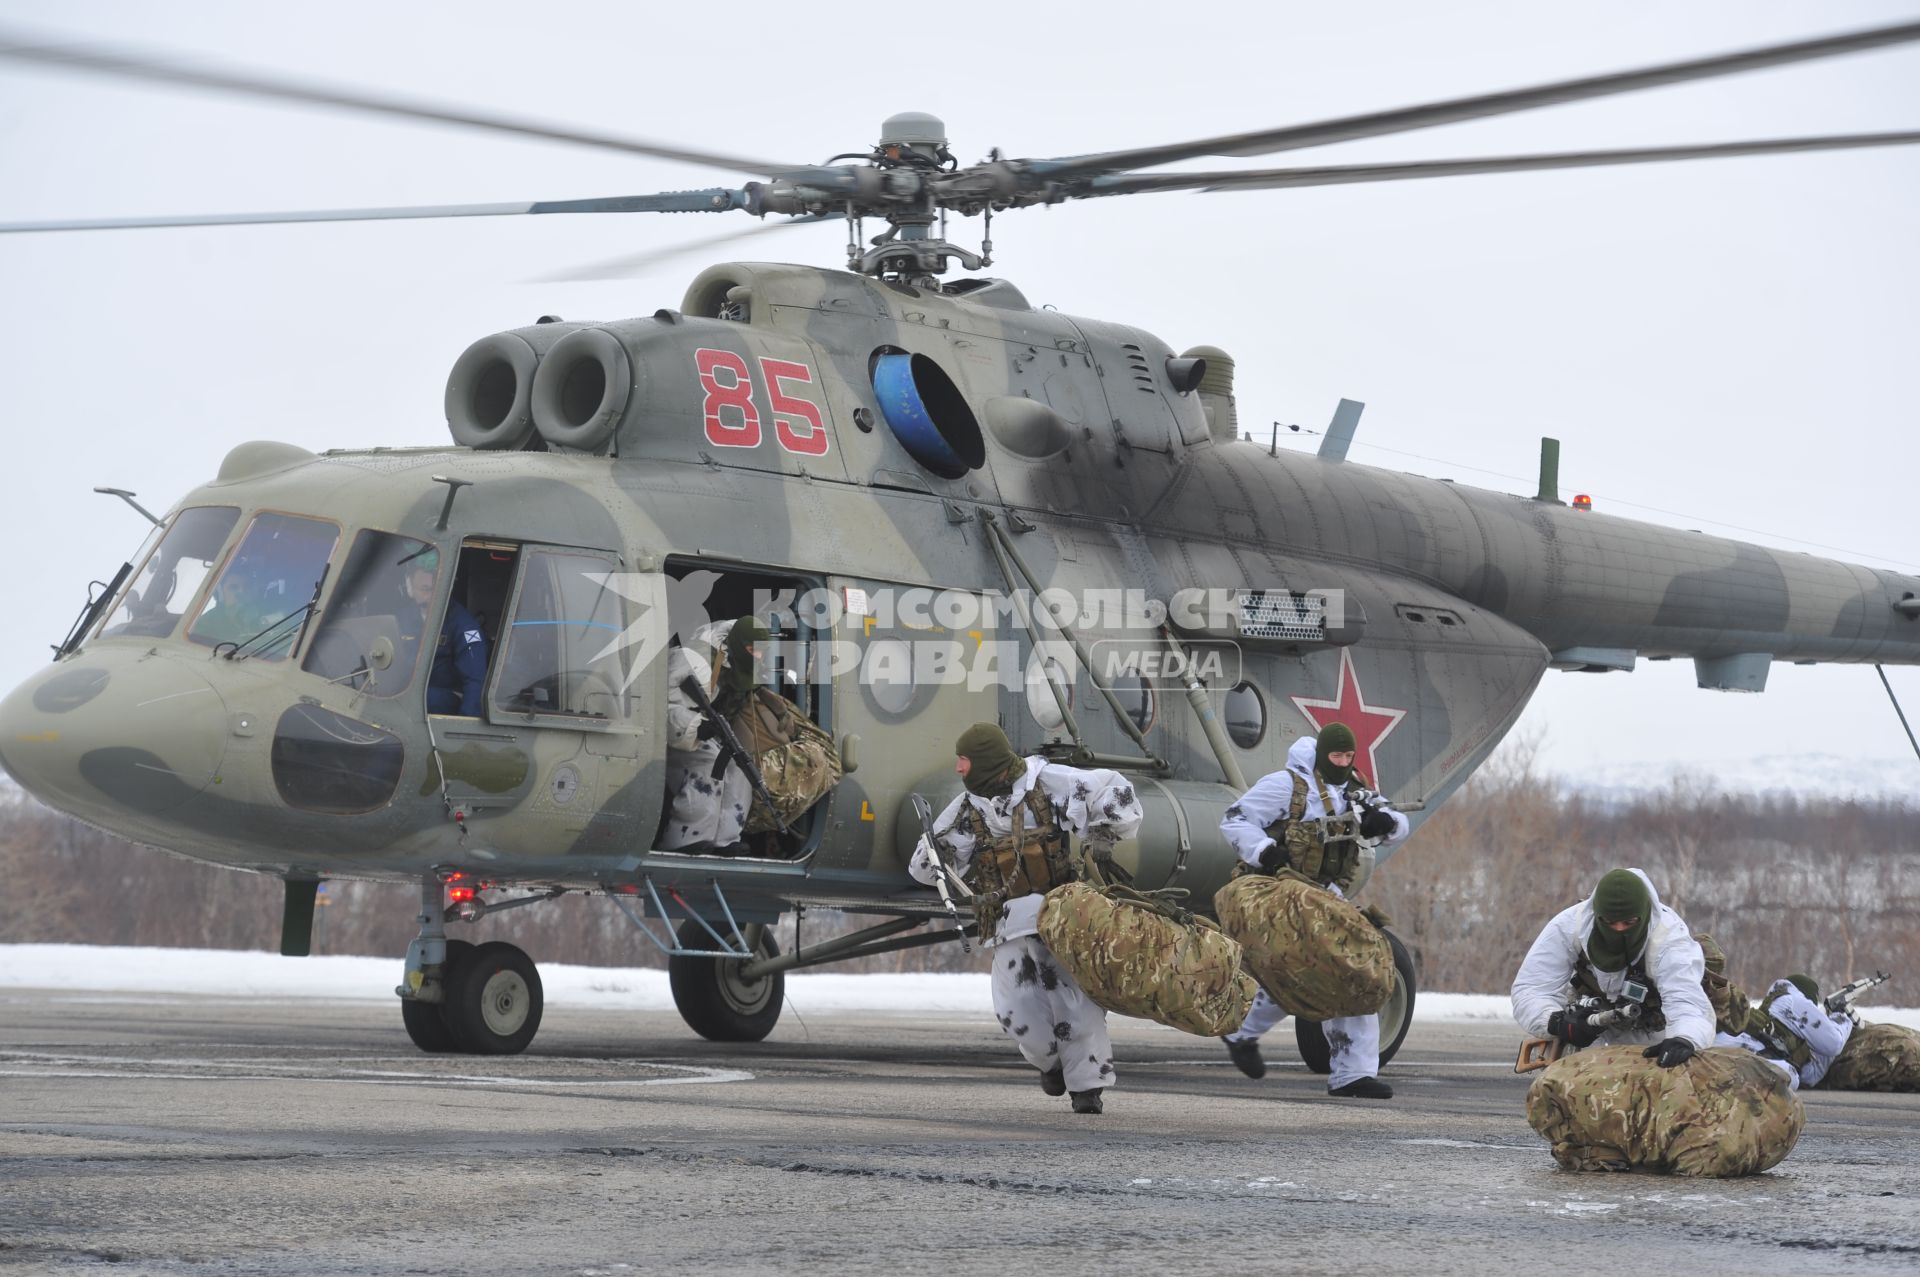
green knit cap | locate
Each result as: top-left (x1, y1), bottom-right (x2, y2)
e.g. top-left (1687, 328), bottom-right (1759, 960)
top-left (1315, 722), bottom-right (1358, 784)
top-left (1587, 869), bottom-right (1652, 973)
top-left (956, 722), bottom-right (1021, 797)
top-left (1786, 973), bottom-right (1821, 1004)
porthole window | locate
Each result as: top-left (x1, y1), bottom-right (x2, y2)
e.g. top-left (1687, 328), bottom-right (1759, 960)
top-left (1025, 657), bottom-right (1073, 731)
top-left (1111, 674), bottom-right (1155, 733)
top-left (866, 638), bottom-right (917, 714)
top-left (1224, 680), bottom-right (1266, 749)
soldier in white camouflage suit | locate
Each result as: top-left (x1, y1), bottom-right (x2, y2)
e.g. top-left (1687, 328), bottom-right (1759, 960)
top-left (909, 722), bottom-right (1143, 1114)
top-left (1216, 723), bottom-right (1410, 1099)
top-left (1717, 974), bottom-right (1852, 1091)
top-left (1511, 867), bottom-right (1716, 1068)
top-left (658, 618), bottom-right (760, 851)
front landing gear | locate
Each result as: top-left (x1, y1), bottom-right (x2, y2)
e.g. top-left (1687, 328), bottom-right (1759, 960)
top-left (397, 873), bottom-right (545, 1055)
top-left (444, 940), bottom-right (543, 1054)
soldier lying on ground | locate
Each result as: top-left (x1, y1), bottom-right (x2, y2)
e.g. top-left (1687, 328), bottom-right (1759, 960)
top-left (908, 722), bottom-right (1144, 1115)
top-left (1715, 974), bottom-right (1852, 1091)
top-left (1511, 867), bottom-right (1714, 1069)
top-left (1216, 723), bottom-right (1409, 1099)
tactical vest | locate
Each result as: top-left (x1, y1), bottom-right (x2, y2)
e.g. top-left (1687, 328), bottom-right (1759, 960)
top-left (1259, 769), bottom-right (1364, 889)
top-left (1744, 988), bottom-right (1816, 1072)
top-left (1571, 954), bottom-right (1669, 1034)
top-left (963, 785), bottom-right (1074, 940)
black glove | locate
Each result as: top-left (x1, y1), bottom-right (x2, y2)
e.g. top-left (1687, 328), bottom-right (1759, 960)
top-left (694, 717), bottom-right (721, 742)
top-left (1256, 842), bottom-right (1292, 874)
top-left (1358, 808), bottom-right (1396, 840)
top-left (1643, 1037), bottom-right (1697, 1068)
top-left (1547, 1008), bottom-right (1603, 1048)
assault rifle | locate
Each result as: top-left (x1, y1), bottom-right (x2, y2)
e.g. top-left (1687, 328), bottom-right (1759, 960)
top-left (910, 794), bottom-right (973, 954)
top-left (1825, 970), bottom-right (1891, 1023)
top-left (678, 671), bottom-right (791, 837)
top-left (1515, 986), bottom-right (1652, 1073)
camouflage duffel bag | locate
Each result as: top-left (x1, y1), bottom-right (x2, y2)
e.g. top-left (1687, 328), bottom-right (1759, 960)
top-left (1038, 882), bottom-right (1257, 1037)
top-left (1526, 1045), bottom-right (1803, 1177)
top-left (1212, 872), bottom-right (1393, 1020)
top-left (1816, 1022), bottom-right (1920, 1092)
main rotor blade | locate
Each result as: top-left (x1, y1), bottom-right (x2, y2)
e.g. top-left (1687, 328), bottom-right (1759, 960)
top-left (0, 25), bottom-right (797, 177)
top-left (1037, 19), bottom-right (1920, 178)
top-left (535, 214), bottom-right (840, 282)
top-left (1084, 131), bottom-right (1920, 197)
top-left (0, 189), bottom-right (755, 234)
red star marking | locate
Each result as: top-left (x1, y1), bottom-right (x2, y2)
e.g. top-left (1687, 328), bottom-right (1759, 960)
top-left (1289, 650), bottom-right (1407, 788)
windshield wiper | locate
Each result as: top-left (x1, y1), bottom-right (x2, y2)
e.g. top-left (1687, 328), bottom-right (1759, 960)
top-left (222, 567), bottom-right (329, 662)
top-left (53, 562), bottom-right (133, 659)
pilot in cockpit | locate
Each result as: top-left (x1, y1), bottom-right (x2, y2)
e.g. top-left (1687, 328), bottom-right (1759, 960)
top-left (399, 549), bottom-right (488, 716)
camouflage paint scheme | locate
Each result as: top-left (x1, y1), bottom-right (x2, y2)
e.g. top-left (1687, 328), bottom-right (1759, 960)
top-left (3, 260), bottom-right (1919, 940)
top-left (1214, 872), bottom-right (1394, 1020)
top-left (1037, 881), bottom-right (1256, 1037)
top-left (1815, 1022), bottom-right (1920, 1092)
top-left (1526, 1045), bottom-right (1805, 1177)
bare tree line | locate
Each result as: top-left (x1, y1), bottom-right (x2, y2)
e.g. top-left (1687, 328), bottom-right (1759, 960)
top-left (2, 764), bottom-right (1915, 1006)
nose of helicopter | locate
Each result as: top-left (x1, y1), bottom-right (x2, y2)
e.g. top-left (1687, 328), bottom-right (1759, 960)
top-left (0, 649), bottom-right (230, 823)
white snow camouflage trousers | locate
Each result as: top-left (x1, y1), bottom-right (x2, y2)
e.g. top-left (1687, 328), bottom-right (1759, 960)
top-left (659, 741), bottom-right (751, 850)
top-left (1228, 987), bottom-right (1381, 1090)
top-left (990, 935), bottom-right (1116, 1093)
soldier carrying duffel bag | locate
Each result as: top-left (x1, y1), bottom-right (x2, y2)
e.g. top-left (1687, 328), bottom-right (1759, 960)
top-left (1213, 724), bottom-right (1410, 1100)
top-left (908, 723), bottom-right (1143, 1115)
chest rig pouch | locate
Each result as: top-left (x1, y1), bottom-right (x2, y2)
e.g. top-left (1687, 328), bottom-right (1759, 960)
top-left (1259, 770), bottom-right (1363, 888)
top-left (964, 786), bottom-right (1073, 939)
top-left (1572, 955), bottom-right (1668, 1034)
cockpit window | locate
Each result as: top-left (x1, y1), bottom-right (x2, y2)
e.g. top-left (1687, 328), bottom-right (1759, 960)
top-left (188, 512), bottom-right (339, 658)
top-left (301, 530), bottom-right (438, 696)
top-left (94, 506), bottom-right (242, 642)
top-left (493, 549), bottom-right (627, 719)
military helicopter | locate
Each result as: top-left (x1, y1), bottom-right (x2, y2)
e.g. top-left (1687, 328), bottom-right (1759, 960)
top-left (2, 19), bottom-right (1918, 1066)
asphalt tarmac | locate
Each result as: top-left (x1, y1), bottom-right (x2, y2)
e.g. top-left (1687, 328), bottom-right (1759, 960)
top-left (2, 989), bottom-right (1918, 1276)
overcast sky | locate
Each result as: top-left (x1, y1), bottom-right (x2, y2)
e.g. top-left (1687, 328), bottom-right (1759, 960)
top-left (1, 1), bottom-right (1916, 785)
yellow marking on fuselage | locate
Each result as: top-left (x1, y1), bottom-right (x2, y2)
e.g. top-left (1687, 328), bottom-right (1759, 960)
top-left (860, 800), bottom-right (876, 822)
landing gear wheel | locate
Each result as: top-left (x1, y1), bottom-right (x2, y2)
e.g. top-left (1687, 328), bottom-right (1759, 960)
top-left (1294, 929), bottom-right (1418, 1074)
top-left (400, 938), bottom-right (475, 1054)
top-left (668, 920), bottom-right (784, 1042)
top-left (443, 940), bottom-right (544, 1055)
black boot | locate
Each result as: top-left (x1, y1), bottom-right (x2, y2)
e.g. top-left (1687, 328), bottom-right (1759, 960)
top-left (1221, 1035), bottom-right (1266, 1080)
top-left (1328, 1076), bottom-right (1393, 1099)
top-left (1038, 1066), bottom-right (1066, 1097)
top-left (1070, 1088), bottom-right (1104, 1114)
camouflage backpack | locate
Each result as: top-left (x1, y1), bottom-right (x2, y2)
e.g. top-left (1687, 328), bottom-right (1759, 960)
top-left (731, 688), bottom-right (842, 834)
top-left (962, 785), bottom-right (1075, 940)
top-left (1694, 933), bottom-right (1752, 1037)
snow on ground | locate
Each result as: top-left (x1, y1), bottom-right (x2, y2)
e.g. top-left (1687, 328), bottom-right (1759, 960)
top-left (3, 945), bottom-right (1916, 1027)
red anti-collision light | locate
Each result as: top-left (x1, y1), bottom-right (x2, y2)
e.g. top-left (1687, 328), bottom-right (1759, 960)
top-left (1573, 494), bottom-right (1593, 511)
top-left (448, 886), bottom-right (477, 904)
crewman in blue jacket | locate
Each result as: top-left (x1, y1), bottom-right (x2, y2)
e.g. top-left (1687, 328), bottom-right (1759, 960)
top-left (403, 550), bottom-right (488, 715)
